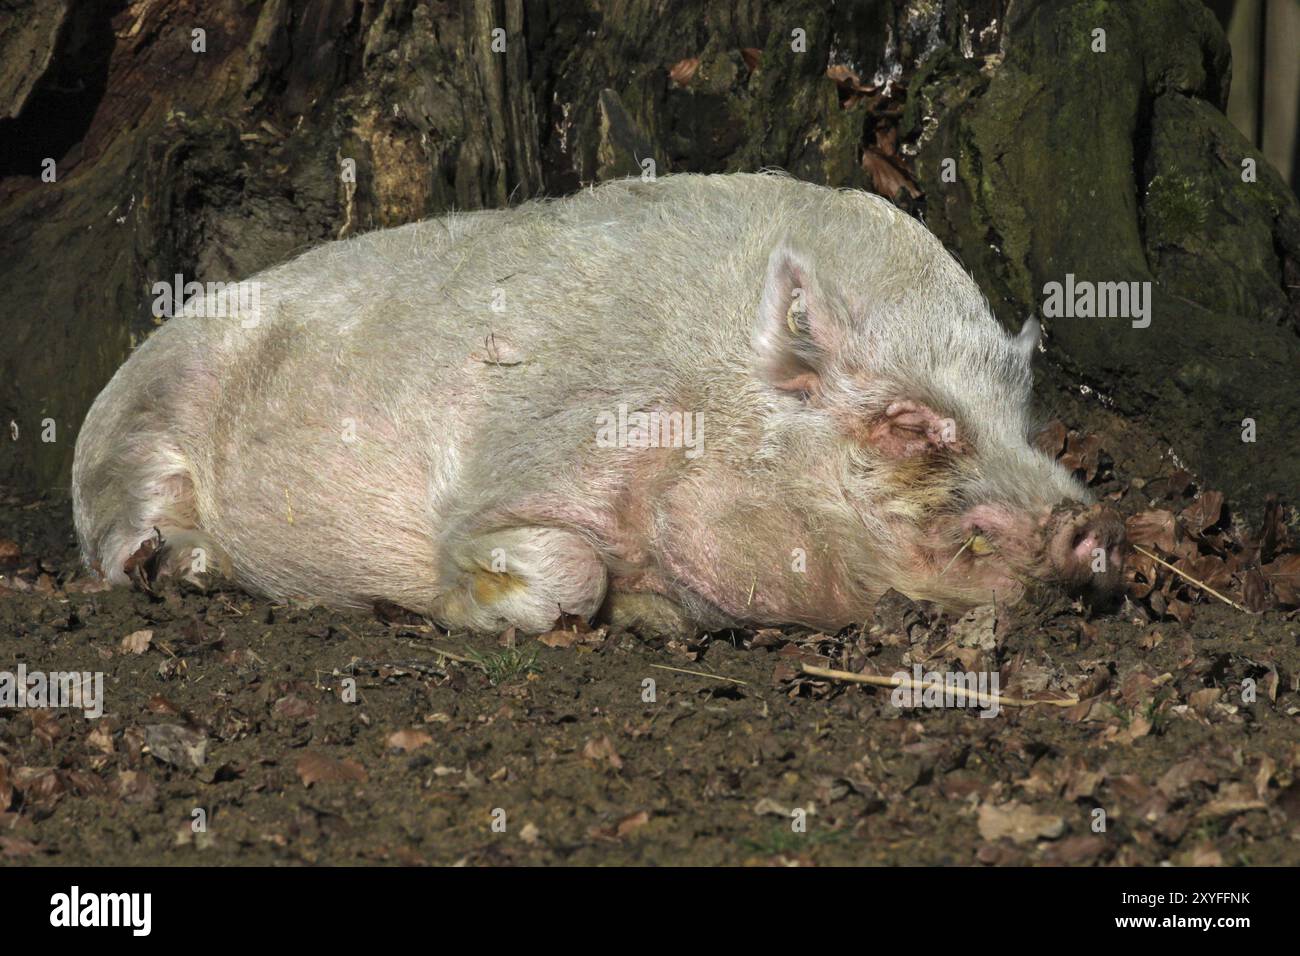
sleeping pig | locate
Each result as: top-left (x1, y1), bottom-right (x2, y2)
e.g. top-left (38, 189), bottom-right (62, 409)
top-left (72, 172), bottom-right (1124, 635)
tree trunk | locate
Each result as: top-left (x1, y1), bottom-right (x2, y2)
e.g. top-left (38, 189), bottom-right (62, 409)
top-left (1, 0), bottom-right (1297, 514)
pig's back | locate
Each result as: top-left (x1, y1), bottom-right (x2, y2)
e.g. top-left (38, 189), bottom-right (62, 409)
top-left (217, 172), bottom-right (936, 384)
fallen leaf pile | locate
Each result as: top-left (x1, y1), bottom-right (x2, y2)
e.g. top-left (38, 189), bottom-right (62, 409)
top-left (768, 588), bottom-right (1095, 706)
top-left (1037, 422), bottom-right (1299, 622)
top-left (1123, 490), bottom-right (1287, 621)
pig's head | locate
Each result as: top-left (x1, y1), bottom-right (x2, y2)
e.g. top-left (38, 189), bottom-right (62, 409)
top-left (749, 231), bottom-right (1125, 614)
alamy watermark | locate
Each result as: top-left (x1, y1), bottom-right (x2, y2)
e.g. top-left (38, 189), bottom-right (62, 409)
top-left (1041, 273), bottom-right (1151, 329)
top-left (151, 273), bottom-right (262, 326)
top-left (49, 886), bottom-right (151, 936)
top-left (0, 665), bottom-right (104, 719)
top-left (890, 664), bottom-right (1001, 718)
top-left (596, 403), bottom-right (704, 459)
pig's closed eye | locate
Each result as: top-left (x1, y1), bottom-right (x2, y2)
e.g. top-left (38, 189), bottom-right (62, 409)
top-left (865, 400), bottom-right (966, 459)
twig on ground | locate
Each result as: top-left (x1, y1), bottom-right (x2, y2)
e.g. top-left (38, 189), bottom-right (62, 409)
top-left (800, 663), bottom-right (1079, 708)
top-left (649, 663), bottom-right (748, 686)
top-left (1131, 545), bottom-right (1249, 613)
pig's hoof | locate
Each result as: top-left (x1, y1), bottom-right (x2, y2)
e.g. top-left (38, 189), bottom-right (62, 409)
top-left (599, 591), bottom-right (694, 639)
top-left (122, 528), bottom-right (165, 593)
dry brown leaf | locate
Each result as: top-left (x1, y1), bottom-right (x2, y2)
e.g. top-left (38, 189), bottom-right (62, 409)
top-left (143, 724), bottom-right (208, 769)
top-left (1034, 420), bottom-right (1069, 457)
top-left (538, 614), bottom-right (605, 648)
top-left (120, 629), bottom-right (153, 655)
top-left (272, 695), bottom-right (317, 721)
top-left (147, 695), bottom-right (183, 716)
top-left (582, 735), bottom-right (623, 770)
top-left (977, 801), bottom-right (1065, 844)
top-left (0, 835), bottom-right (40, 858)
top-left (1116, 713), bottom-right (1153, 745)
top-left (296, 752), bottom-right (368, 787)
top-left (1181, 843), bottom-right (1224, 866)
top-left (1241, 567), bottom-right (1270, 611)
top-left (86, 725), bottom-right (115, 755)
top-left (1197, 782), bottom-right (1267, 820)
top-left (1041, 835), bottom-right (1105, 865)
top-left (1058, 433), bottom-right (1102, 482)
top-left (386, 729), bottom-right (433, 752)
top-left (1255, 756), bottom-right (1277, 800)
top-left (1166, 598), bottom-right (1193, 625)
top-left (616, 810), bottom-right (650, 837)
top-left (116, 770), bottom-right (159, 804)
top-left (1262, 554), bottom-right (1300, 606)
top-left (1063, 763), bottom-right (1105, 801)
top-left (1126, 510), bottom-right (1178, 552)
top-left (669, 57), bottom-right (700, 85)
top-left (537, 628), bottom-right (583, 648)
top-left (1173, 554), bottom-right (1233, 592)
top-left (1157, 759), bottom-right (1218, 800)
top-left (861, 149), bottom-right (919, 201)
top-left (1179, 491), bottom-right (1225, 536)
top-left (14, 768), bottom-right (65, 807)
top-left (1257, 494), bottom-right (1290, 562)
top-left (1153, 469), bottom-right (1195, 501)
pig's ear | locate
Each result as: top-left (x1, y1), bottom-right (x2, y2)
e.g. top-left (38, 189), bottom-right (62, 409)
top-left (1014, 316), bottom-right (1040, 360)
top-left (752, 241), bottom-right (844, 398)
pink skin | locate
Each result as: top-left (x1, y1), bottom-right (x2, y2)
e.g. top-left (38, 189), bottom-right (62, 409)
top-left (861, 400), bottom-right (966, 458)
top-left (901, 504), bottom-right (1040, 605)
top-left (928, 501), bottom-right (1126, 604)
top-left (515, 396), bottom-right (1125, 627)
top-left (1042, 502), bottom-right (1126, 594)
top-left (860, 390), bottom-right (1128, 609)
top-left (869, 393), bottom-right (1128, 606)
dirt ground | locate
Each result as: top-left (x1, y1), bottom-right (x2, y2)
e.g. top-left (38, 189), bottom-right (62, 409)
top-left (1, 451), bottom-right (1298, 867)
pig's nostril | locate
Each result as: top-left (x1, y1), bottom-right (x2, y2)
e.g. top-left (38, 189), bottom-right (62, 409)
top-left (1070, 529), bottom-right (1101, 560)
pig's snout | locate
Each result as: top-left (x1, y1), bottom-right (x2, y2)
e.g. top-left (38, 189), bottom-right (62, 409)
top-left (1047, 503), bottom-right (1126, 599)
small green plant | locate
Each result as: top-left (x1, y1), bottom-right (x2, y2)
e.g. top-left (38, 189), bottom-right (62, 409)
top-left (471, 645), bottom-right (540, 685)
top-left (1144, 691), bottom-right (1174, 735)
top-left (742, 824), bottom-right (844, 856)
top-left (1191, 818), bottom-right (1228, 844)
top-left (1109, 702), bottom-right (1131, 728)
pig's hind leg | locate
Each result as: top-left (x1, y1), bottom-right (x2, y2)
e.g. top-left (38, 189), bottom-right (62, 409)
top-left (431, 527), bottom-right (608, 634)
top-left (72, 353), bottom-right (228, 589)
top-left (74, 432), bottom-right (228, 588)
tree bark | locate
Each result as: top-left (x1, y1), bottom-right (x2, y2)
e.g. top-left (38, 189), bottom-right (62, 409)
top-left (1, 0), bottom-right (1296, 514)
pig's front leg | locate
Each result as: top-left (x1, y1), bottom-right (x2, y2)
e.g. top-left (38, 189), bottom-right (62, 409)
top-left (431, 527), bottom-right (608, 634)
